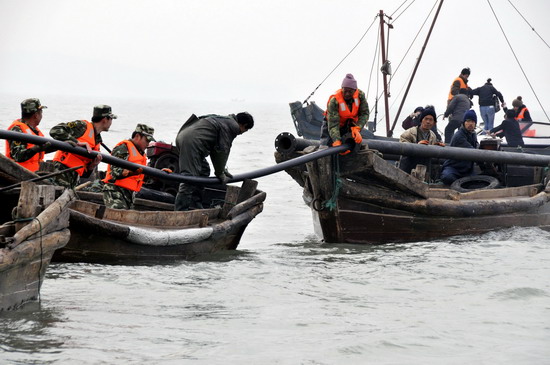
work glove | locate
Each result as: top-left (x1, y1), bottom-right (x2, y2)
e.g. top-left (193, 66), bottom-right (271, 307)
top-left (216, 169), bottom-right (232, 185)
top-left (332, 140), bottom-right (351, 155)
top-left (350, 126), bottom-right (362, 144)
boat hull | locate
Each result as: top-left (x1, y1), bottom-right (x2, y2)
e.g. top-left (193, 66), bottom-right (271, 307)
top-left (279, 143), bottom-right (550, 244)
top-left (54, 204), bottom-right (263, 263)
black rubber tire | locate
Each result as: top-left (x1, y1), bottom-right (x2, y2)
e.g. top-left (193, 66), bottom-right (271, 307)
top-left (153, 153), bottom-right (180, 174)
top-left (450, 175), bottom-right (500, 193)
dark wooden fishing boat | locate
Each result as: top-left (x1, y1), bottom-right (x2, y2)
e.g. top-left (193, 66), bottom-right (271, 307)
top-left (275, 134), bottom-right (550, 244)
top-left (0, 150), bottom-right (265, 264)
top-left (53, 180), bottom-right (265, 264)
top-left (0, 158), bottom-right (74, 310)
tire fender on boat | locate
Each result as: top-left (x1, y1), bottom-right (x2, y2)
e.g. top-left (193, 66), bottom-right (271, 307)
top-left (450, 175), bottom-right (500, 193)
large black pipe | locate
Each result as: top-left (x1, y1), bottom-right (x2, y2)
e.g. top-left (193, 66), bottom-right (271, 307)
top-left (0, 129), bottom-right (350, 185)
top-left (274, 132), bottom-right (550, 167)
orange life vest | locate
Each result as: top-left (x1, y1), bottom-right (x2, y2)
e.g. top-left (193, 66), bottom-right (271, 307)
top-left (516, 107), bottom-right (536, 136)
top-left (5, 119), bottom-right (45, 172)
top-left (52, 120), bottom-right (99, 176)
top-left (447, 77), bottom-right (468, 101)
top-left (102, 140), bottom-right (147, 192)
top-left (325, 89), bottom-right (360, 127)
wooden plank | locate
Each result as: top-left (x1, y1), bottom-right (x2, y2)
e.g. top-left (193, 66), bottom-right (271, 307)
top-left (221, 185), bottom-right (240, 219)
top-left (236, 179), bottom-right (258, 204)
top-left (15, 182), bottom-right (39, 232)
top-left (339, 151), bottom-right (429, 198)
top-left (456, 184), bottom-right (541, 200)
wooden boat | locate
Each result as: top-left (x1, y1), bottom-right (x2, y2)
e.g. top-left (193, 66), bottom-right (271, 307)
top-left (277, 2), bottom-right (550, 244)
top-left (53, 180), bottom-right (265, 264)
top-left (0, 170), bottom-right (74, 310)
top-left (275, 134), bottom-right (550, 244)
top-left (0, 152), bottom-right (265, 264)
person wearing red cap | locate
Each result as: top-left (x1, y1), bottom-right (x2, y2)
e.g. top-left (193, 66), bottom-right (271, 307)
top-left (320, 73), bottom-right (370, 154)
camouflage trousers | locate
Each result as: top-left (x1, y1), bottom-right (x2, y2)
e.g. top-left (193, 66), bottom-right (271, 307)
top-left (49, 161), bottom-right (80, 189)
top-left (103, 183), bottom-right (135, 210)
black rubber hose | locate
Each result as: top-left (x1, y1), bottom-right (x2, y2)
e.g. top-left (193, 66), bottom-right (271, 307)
top-left (0, 130), bottom-right (351, 185)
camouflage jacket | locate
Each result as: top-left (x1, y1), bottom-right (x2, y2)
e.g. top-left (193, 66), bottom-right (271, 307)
top-left (50, 120), bottom-right (103, 146)
top-left (104, 141), bottom-right (145, 183)
top-left (7, 124), bottom-right (42, 162)
top-left (326, 89), bottom-right (369, 142)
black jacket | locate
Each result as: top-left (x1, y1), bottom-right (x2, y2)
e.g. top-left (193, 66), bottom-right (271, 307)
top-left (471, 82), bottom-right (504, 107)
top-left (490, 117), bottom-right (525, 147)
top-left (442, 127), bottom-right (479, 174)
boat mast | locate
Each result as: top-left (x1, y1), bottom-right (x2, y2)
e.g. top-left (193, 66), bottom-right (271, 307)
top-left (389, 0), bottom-right (445, 136)
top-left (378, 10), bottom-right (392, 137)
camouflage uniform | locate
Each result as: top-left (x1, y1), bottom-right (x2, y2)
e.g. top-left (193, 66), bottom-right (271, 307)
top-left (8, 124), bottom-right (44, 162)
top-left (49, 120), bottom-right (103, 188)
top-left (320, 89), bottom-right (370, 145)
top-left (103, 124), bottom-right (155, 210)
top-left (7, 99), bottom-right (49, 165)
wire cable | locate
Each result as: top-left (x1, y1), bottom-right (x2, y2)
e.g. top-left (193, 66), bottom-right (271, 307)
top-left (507, 0), bottom-right (550, 50)
top-left (302, 16), bottom-right (378, 104)
top-left (486, 0), bottom-right (550, 122)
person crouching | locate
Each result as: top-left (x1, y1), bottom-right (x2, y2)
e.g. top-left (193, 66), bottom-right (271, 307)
top-left (102, 124), bottom-right (155, 210)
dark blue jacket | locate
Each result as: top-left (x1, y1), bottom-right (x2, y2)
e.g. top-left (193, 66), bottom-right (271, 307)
top-left (490, 117), bottom-right (525, 147)
top-left (442, 127), bottom-right (479, 174)
top-left (471, 82), bottom-right (504, 106)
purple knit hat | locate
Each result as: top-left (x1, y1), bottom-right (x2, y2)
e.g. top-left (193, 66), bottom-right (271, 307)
top-left (341, 73), bottom-right (358, 89)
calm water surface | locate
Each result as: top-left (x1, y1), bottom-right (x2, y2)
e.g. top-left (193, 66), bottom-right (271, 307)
top-left (1, 94), bottom-right (549, 364)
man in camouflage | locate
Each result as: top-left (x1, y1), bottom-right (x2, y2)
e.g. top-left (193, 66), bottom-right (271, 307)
top-left (5, 98), bottom-right (53, 171)
top-left (174, 112), bottom-right (254, 211)
top-left (102, 124), bottom-right (156, 210)
top-left (49, 105), bottom-right (115, 188)
top-left (320, 73), bottom-right (369, 154)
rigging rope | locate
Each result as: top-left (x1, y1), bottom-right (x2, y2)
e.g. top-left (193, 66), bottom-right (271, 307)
top-left (302, 16), bottom-right (378, 105)
top-left (374, 0), bottom-right (439, 128)
top-left (486, 0), bottom-right (550, 122)
top-left (389, 0), bottom-right (412, 19)
top-left (507, 0), bottom-right (550, 50)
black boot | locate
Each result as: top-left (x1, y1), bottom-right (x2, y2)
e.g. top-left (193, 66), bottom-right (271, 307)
top-left (174, 192), bottom-right (193, 211)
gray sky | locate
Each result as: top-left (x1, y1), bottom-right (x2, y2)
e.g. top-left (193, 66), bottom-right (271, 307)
top-left (1, 0), bottom-right (549, 120)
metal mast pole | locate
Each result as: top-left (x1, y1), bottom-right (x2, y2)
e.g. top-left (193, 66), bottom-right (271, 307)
top-left (379, 10), bottom-right (392, 137)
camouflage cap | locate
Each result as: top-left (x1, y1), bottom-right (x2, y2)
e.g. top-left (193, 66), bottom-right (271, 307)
top-left (135, 123), bottom-right (156, 142)
top-left (21, 98), bottom-right (47, 113)
top-left (93, 104), bottom-right (118, 119)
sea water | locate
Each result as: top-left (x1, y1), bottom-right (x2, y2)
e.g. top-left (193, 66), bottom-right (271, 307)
top-left (0, 94), bottom-right (549, 364)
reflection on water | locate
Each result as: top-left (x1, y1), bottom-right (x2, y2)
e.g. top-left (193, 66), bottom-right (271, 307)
top-left (0, 304), bottom-right (66, 356)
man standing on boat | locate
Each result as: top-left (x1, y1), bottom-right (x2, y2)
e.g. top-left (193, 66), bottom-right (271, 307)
top-left (440, 110), bottom-right (479, 185)
top-left (174, 112), bottom-right (254, 211)
top-left (5, 98), bottom-right (53, 172)
top-left (470, 78), bottom-right (505, 134)
top-left (49, 105), bottom-right (115, 188)
top-left (102, 124), bottom-right (156, 210)
top-left (320, 73), bottom-right (369, 153)
top-left (443, 88), bottom-right (472, 143)
top-left (398, 107), bottom-right (445, 175)
top-left (447, 68), bottom-right (471, 105)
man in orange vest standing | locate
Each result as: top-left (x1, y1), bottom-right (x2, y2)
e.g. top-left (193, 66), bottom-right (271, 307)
top-left (5, 98), bottom-right (52, 172)
top-left (102, 124), bottom-right (155, 209)
top-left (447, 67), bottom-right (471, 105)
top-left (320, 73), bottom-right (370, 154)
top-left (49, 105), bottom-right (115, 188)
